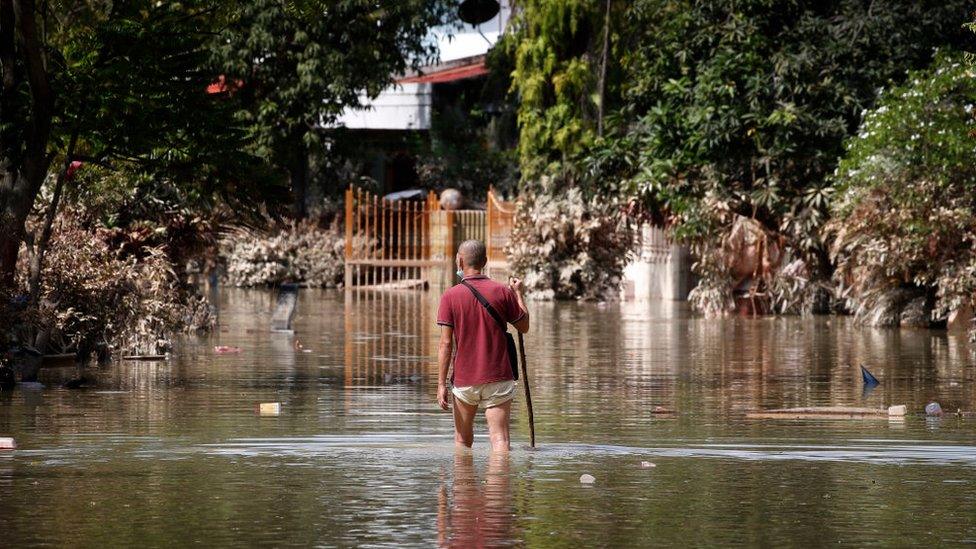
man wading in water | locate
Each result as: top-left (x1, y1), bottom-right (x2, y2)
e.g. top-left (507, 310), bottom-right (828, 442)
top-left (437, 240), bottom-right (529, 452)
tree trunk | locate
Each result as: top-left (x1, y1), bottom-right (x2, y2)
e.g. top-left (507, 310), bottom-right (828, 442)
top-left (0, 222), bottom-right (19, 289)
top-left (290, 143), bottom-right (309, 219)
top-left (28, 129), bottom-right (78, 302)
top-left (596, 0), bottom-right (611, 137)
top-left (0, 0), bottom-right (54, 294)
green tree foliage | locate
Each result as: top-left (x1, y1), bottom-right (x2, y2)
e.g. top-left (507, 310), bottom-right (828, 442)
top-left (1, 0), bottom-right (270, 293)
top-left (827, 51), bottom-right (976, 330)
top-left (502, 0), bottom-right (623, 180)
top-left (585, 0), bottom-right (973, 311)
top-left (213, 0), bottom-right (452, 217)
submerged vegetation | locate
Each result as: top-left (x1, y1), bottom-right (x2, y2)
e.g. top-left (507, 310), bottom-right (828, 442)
top-left (220, 221), bottom-right (346, 289)
top-left (827, 52), bottom-right (976, 329)
top-left (501, 0), bottom-right (976, 336)
top-left (507, 181), bottom-right (633, 300)
top-left (4, 0), bottom-right (976, 361)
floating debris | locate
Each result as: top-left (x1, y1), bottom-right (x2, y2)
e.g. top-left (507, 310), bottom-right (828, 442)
top-left (641, 461), bottom-right (656, 468)
top-left (747, 406), bottom-right (901, 420)
top-left (925, 402), bottom-right (944, 417)
top-left (579, 474), bottom-right (596, 484)
top-left (258, 402), bottom-right (281, 416)
top-left (0, 437), bottom-right (15, 450)
top-left (214, 346), bottom-right (242, 354)
top-left (651, 406), bottom-right (675, 415)
top-left (860, 365), bottom-right (879, 387)
top-left (888, 405), bottom-right (907, 417)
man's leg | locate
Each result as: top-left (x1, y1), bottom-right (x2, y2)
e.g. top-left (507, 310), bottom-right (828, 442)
top-left (452, 396), bottom-right (478, 448)
top-left (484, 400), bottom-right (511, 452)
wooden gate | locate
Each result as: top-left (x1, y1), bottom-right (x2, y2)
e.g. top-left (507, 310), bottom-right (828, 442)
top-left (344, 187), bottom-right (441, 289)
top-left (344, 187), bottom-right (514, 289)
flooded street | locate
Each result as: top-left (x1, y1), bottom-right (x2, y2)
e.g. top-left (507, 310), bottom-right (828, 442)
top-left (2, 289), bottom-right (976, 546)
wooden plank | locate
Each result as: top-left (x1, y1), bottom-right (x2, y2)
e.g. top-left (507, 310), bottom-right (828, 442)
top-left (346, 259), bottom-right (446, 268)
top-left (746, 406), bottom-right (889, 420)
top-left (371, 194), bottom-right (378, 287)
top-left (345, 187), bottom-right (354, 259)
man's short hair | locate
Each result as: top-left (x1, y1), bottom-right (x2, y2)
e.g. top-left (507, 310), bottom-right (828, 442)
top-left (458, 239), bottom-right (487, 270)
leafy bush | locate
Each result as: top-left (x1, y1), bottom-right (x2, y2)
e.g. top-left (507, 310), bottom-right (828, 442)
top-left (827, 51), bottom-right (976, 333)
top-left (6, 217), bottom-right (213, 357)
top-left (579, 0), bottom-right (973, 314)
top-left (220, 220), bottom-right (346, 288)
top-left (506, 181), bottom-right (634, 300)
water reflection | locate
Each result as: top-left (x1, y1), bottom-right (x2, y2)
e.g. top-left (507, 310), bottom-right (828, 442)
top-left (438, 451), bottom-right (516, 548)
top-left (1, 288), bottom-right (975, 546)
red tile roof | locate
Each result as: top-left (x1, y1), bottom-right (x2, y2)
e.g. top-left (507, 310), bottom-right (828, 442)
top-left (397, 61), bottom-right (488, 84)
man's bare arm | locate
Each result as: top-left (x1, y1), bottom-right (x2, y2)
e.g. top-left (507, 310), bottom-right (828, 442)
top-left (509, 277), bottom-right (529, 334)
top-left (436, 326), bottom-right (454, 410)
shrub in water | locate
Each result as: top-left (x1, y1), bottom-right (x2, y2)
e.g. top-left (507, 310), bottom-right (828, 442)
top-left (9, 217), bottom-right (214, 358)
top-left (827, 51), bottom-right (976, 335)
top-left (220, 220), bottom-right (346, 288)
top-left (506, 183), bottom-right (634, 300)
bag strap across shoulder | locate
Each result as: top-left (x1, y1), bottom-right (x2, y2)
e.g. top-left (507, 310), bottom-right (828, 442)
top-left (460, 280), bottom-right (507, 330)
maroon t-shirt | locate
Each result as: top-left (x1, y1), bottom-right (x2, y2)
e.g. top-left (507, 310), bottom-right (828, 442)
top-left (437, 275), bottom-right (525, 387)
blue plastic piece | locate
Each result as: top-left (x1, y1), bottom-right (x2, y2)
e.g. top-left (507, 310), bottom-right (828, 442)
top-left (860, 365), bottom-right (879, 386)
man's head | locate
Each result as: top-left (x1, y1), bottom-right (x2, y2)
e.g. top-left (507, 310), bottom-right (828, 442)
top-left (456, 239), bottom-right (487, 272)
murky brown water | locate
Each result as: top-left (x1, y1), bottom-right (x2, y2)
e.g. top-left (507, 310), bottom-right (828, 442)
top-left (2, 288), bottom-right (975, 547)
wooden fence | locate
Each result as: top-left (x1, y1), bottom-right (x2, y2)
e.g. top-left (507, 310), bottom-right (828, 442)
top-left (344, 187), bottom-right (513, 289)
top-left (486, 187), bottom-right (515, 279)
top-left (344, 187), bottom-right (440, 289)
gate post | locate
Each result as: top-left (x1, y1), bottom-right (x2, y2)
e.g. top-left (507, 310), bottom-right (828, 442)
top-left (344, 187), bottom-right (353, 290)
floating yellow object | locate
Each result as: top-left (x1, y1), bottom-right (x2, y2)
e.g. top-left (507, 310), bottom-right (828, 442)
top-left (257, 403), bottom-right (281, 416)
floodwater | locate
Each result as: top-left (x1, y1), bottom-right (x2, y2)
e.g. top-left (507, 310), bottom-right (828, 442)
top-left (2, 288), bottom-right (975, 547)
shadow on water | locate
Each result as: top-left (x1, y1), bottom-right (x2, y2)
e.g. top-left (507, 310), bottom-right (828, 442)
top-left (1, 288), bottom-right (976, 546)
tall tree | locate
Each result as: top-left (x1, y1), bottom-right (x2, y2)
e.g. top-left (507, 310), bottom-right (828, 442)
top-left (1, 0), bottom-right (266, 296)
top-left (500, 0), bottom-right (625, 180)
top-left (213, 0), bottom-right (452, 218)
top-left (0, 0), bottom-right (53, 289)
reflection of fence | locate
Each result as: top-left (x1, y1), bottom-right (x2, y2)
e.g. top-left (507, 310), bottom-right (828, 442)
top-left (342, 290), bottom-right (436, 387)
top-left (486, 187), bottom-right (515, 279)
top-left (344, 187), bottom-right (514, 289)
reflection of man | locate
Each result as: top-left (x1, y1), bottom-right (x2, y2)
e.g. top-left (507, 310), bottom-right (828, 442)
top-left (437, 451), bottom-right (514, 548)
top-left (436, 240), bottom-right (529, 452)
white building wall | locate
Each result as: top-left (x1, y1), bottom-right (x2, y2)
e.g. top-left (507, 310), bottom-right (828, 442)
top-left (334, 83), bottom-right (432, 130)
top-left (621, 225), bottom-right (693, 301)
top-left (335, 2), bottom-right (512, 131)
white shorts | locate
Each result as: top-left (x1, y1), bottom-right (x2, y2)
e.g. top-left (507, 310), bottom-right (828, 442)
top-left (452, 379), bottom-right (517, 409)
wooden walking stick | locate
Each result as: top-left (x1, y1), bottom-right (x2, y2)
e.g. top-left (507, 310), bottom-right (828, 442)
top-left (517, 331), bottom-right (535, 448)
